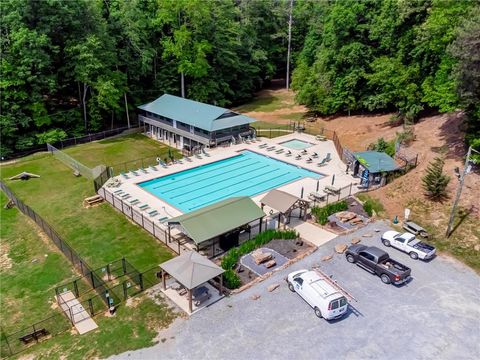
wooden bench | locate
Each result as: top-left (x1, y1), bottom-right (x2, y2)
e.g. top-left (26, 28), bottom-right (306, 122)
top-left (19, 328), bottom-right (48, 344)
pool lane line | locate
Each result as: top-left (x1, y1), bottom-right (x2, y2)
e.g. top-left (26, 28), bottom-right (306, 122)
top-left (174, 166), bottom-right (285, 203)
top-left (164, 161), bottom-right (273, 198)
top-left (154, 158), bottom-right (262, 194)
top-left (148, 155), bottom-right (251, 190)
top-left (181, 172), bottom-right (302, 209)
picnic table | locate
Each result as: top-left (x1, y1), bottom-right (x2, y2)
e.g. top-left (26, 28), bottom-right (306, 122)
top-left (323, 185), bottom-right (340, 195)
top-left (309, 191), bottom-right (326, 201)
top-left (403, 221), bottom-right (429, 238)
top-left (19, 328), bottom-right (48, 344)
top-left (193, 286), bottom-right (211, 306)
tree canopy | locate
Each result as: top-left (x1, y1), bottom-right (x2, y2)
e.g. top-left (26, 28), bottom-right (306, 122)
top-left (1, 0), bottom-right (478, 158)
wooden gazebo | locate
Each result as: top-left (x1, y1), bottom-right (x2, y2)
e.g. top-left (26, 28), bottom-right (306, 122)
top-left (160, 251), bottom-right (224, 313)
top-left (260, 189), bottom-right (309, 228)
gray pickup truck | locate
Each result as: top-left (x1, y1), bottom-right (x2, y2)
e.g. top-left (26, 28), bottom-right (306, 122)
top-left (345, 245), bottom-right (412, 285)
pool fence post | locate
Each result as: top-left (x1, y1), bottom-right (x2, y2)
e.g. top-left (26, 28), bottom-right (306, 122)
top-left (90, 271), bottom-right (95, 288)
top-left (122, 281), bottom-right (128, 300)
top-left (88, 298), bottom-right (94, 316)
top-left (1, 326), bottom-right (13, 356)
top-left (107, 263), bottom-right (111, 281)
top-left (32, 324), bottom-right (38, 343)
top-left (73, 280), bottom-right (79, 297)
top-left (139, 273), bottom-right (144, 291)
top-left (122, 257), bottom-right (127, 275)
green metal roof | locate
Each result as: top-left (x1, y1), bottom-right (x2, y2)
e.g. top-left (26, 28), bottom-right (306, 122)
top-left (167, 197), bottom-right (265, 245)
top-left (354, 151), bottom-right (399, 173)
top-left (138, 94), bottom-right (256, 132)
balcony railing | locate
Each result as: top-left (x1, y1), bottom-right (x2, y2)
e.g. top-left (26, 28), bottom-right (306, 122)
top-left (139, 115), bottom-right (211, 145)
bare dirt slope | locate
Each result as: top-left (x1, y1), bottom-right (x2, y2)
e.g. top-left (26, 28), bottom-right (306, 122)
top-left (240, 88), bottom-right (479, 258)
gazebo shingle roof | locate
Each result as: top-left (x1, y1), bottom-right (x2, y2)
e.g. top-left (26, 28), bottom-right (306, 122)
top-left (160, 251), bottom-right (224, 290)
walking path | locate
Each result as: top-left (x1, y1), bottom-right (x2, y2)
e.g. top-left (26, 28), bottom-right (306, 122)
top-left (57, 291), bottom-right (98, 335)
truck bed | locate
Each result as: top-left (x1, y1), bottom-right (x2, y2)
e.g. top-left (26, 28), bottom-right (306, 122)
top-left (412, 242), bottom-right (435, 253)
top-left (379, 259), bottom-right (410, 276)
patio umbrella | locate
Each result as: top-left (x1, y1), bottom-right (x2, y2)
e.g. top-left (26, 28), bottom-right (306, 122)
top-left (331, 174), bottom-right (335, 186)
top-left (300, 187), bottom-right (304, 199)
top-left (316, 180), bottom-right (319, 192)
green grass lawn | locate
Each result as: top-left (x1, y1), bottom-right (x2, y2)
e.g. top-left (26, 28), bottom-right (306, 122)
top-left (0, 191), bottom-right (77, 333)
top-left (278, 112), bottom-right (305, 121)
top-left (64, 133), bottom-right (181, 169)
top-left (16, 293), bottom-right (177, 359)
top-left (0, 134), bottom-right (179, 357)
top-left (252, 121), bottom-right (293, 139)
top-left (234, 92), bottom-right (292, 113)
top-left (1, 134), bottom-right (177, 271)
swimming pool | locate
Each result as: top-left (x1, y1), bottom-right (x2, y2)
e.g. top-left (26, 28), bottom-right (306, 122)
top-left (280, 139), bottom-right (314, 150)
top-left (139, 150), bottom-right (323, 212)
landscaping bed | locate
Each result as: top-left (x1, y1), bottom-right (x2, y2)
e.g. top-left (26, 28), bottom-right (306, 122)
top-left (219, 230), bottom-right (315, 289)
top-left (312, 197), bottom-right (372, 234)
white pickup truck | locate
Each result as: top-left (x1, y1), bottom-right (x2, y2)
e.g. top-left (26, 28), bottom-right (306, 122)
top-left (287, 269), bottom-right (348, 320)
top-left (381, 231), bottom-right (436, 260)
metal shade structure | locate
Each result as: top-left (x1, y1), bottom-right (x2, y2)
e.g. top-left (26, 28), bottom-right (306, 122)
top-left (160, 251), bottom-right (224, 313)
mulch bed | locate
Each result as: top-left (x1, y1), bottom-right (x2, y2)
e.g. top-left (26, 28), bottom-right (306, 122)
top-left (325, 196), bottom-right (371, 234)
top-left (233, 238), bottom-right (315, 287)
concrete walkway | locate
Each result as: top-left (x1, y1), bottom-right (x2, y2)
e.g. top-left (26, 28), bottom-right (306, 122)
top-left (57, 291), bottom-right (98, 335)
top-left (289, 217), bottom-right (337, 246)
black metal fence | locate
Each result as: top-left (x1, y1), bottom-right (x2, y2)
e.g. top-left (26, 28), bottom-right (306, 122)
top-left (3, 125), bottom-right (142, 161)
top-left (93, 166), bottom-right (113, 192)
top-left (109, 154), bottom-right (182, 176)
top-left (1, 313), bottom-right (71, 358)
top-left (308, 183), bottom-right (355, 209)
top-left (98, 187), bottom-right (180, 255)
top-left (0, 181), bottom-right (108, 357)
top-left (0, 181), bottom-right (95, 280)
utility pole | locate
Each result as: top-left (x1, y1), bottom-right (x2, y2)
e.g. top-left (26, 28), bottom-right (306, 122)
top-left (286, 0), bottom-right (294, 91)
top-left (446, 146), bottom-right (476, 237)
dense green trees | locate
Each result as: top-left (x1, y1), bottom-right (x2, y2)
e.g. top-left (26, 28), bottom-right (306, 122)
top-left (292, 0), bottom-right (479, 153)
top-left (1, 0), bottom-right (478, 158)
top-left (0, 0), bottom-right (290, 157)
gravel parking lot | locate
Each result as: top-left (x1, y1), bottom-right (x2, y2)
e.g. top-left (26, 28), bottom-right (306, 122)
top-left (113, 221), bottom-right (480, 360)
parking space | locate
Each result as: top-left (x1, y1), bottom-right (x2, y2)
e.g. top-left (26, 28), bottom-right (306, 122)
top-left (113, 221), bottom-right (480, 360)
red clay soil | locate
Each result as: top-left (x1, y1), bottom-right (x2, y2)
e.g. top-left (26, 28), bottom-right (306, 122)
top-left (240, 88), bottom-right (479, 221)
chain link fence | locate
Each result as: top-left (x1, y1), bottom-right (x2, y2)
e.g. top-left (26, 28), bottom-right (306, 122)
top-left (98, 187), bottom-right (180, 255)
top-left (46, 143), bottom-right (94, 179)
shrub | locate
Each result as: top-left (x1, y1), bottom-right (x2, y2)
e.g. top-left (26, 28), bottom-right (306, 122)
top-left (422, 157), bottom-right (450, 200)
top-left (396, 129), bottom-right (415, 145)
top-left (311, 200), bottom-right (348, 225)
top-left (358, 195), bottom-right (384, 217)
top-left (367, 137), bottom-right (396, 157)
top-left (223, 269), bottom-right (241, 289)
top-left (36, 128), bottom-right (68, 144)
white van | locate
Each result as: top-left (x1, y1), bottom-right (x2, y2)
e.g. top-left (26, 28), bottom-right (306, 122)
top-left (287, 269), bottom-right (348, 320)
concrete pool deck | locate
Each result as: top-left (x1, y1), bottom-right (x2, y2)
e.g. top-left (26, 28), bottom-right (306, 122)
top-left (100, 132), bottom-right (355, 247)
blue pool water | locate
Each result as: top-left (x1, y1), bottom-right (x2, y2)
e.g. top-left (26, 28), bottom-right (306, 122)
top-left (280, 139), bottom-right (314, 150)
top-left (139, 150), bottom-right (323, 212)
